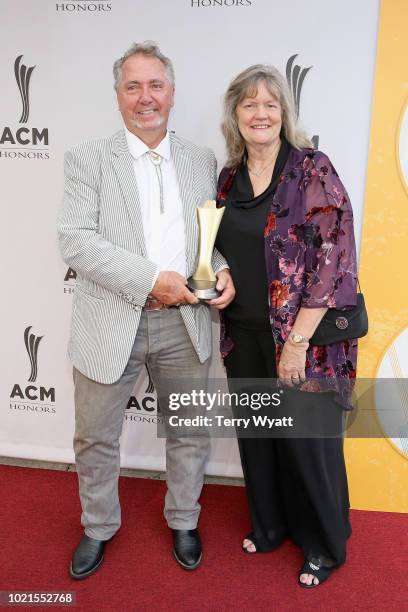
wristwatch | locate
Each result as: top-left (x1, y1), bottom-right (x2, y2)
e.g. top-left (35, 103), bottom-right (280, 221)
top-left (290, 331), bottom-right (309, 344)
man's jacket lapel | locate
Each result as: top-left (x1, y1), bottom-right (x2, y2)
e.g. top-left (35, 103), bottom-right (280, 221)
top-left (111, 130), bottom-right (147, 256)
top-left (171, 134), bottom-right (198, 275)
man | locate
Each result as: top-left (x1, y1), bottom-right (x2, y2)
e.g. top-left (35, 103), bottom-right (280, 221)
top-left (58, 41), bottom-right (234, 579)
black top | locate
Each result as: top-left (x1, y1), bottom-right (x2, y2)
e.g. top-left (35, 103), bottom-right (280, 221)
top-left (215, 138), bottom-right (291, 329)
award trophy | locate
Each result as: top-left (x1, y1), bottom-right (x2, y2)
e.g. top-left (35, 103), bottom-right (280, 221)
top-left (188, 200), bottom-right (225, 300)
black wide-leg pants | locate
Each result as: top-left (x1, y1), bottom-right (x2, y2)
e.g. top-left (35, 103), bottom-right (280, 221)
top-left (224, 319), bottom-right (351, 567)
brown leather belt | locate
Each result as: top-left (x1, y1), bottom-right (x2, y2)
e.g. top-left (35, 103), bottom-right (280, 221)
top-left (143, 295), bottom-right (180, 311)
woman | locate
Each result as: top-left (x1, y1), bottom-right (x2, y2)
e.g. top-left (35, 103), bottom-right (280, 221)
top-left (212, 65), bottom-right (358, 587)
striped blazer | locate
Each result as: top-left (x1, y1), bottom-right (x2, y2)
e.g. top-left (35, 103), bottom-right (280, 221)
top-left (58, 129), bottom-right (226, 384)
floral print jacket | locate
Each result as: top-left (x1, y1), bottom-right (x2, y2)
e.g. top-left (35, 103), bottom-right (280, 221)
top-left (217, 147), bottom-right (358, 407)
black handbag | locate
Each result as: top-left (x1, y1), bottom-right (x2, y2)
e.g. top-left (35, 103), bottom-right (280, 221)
top-left (309, 292), bottom-right (368, 346)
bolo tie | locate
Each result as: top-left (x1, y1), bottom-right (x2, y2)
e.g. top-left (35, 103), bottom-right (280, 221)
top-left (148, 150), bottom-right (164, 214)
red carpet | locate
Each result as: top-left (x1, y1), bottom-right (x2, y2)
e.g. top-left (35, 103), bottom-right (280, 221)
top-left (0, 465), bottom-right (406, 612)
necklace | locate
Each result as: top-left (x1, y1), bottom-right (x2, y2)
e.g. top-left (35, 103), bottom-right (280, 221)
top-left (247, 141), bottom-right (280, 177)
top-left (247, 159), bottom-right (275, 177)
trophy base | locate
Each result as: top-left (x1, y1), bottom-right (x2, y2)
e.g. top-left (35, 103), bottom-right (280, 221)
top-left (187, 277), bottom-right (219, 300)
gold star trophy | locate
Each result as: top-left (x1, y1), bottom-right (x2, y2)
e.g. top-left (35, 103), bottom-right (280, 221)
top-left (188, 200), bottom-right (225, 299)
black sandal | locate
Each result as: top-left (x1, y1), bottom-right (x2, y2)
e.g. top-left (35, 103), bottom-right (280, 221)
top-left (298, 559), bottom-right (333, 588)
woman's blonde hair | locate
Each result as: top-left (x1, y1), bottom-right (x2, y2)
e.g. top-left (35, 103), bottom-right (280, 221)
top-left (222, 64), bottom-right (312, 167)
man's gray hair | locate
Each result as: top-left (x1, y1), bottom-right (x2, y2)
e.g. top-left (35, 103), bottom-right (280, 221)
top-left (113, 41), bottom-right (175, 91)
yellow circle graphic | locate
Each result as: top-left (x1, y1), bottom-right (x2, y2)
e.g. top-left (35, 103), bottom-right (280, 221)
top-left (375, 328), bottom-right (408, 460)
top-left (397, 99), bottom-right (408, 194)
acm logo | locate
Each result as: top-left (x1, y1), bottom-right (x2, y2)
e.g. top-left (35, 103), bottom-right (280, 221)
top-left (9, 326), bottom-right (56, 411)
top-left (286, 54), bottom-right (319, 149)
top-left (64, 266), bottom-right (76, 294)
top-left (125, 367), bottom-right (160, 422)
top-left (191, 0), bottom-right (252, 5)
top-left (0, 55), bottom-right (49, 159)
top-left (56, 2), bottom-right (112, 12)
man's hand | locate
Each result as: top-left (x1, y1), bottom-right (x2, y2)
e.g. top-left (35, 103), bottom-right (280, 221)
top-left (207, 269), bottom-right (235, 310)
top-left (151, 271), bottom-right (199, 305)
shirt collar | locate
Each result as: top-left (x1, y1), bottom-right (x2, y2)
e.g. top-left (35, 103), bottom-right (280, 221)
top-left (124, 127), bottom-right (171, 161)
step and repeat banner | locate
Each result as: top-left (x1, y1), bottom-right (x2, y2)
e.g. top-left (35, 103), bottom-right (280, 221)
top-left (2, 0), bottom-right (406, 510)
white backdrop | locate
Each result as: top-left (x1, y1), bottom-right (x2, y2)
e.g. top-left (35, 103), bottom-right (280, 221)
top-left (0, 0), bottom-right (379, 476)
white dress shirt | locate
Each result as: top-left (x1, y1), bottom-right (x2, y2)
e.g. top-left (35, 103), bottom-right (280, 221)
top-left (124, 127), bottom-right (186, 289)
